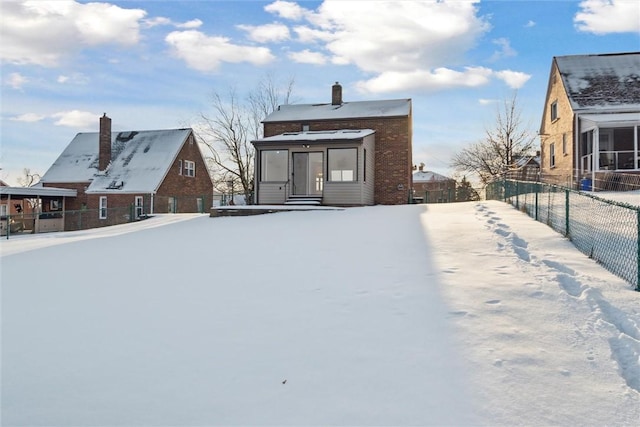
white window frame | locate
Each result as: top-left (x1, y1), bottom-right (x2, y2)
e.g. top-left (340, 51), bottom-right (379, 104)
top-left (0, 204), bottom-right (7, 217)
top-left (184, 160), bottom-right (195, 177)
top-left (135, 196), bottom-right (144, 218)
top-left (551, 101), bottom-right (558, 121)
top-left (550, 143), bottom-right (556, 168)
top-left (99, 196), bottom-right (107, 219)
top-left (328, 148), bottom-right (358, 182)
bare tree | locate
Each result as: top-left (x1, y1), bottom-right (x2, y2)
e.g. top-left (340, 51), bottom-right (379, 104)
top-left (451, 92), bottom-right (536, 185)
top-left (197, 74), bottom-right (295, 203)
top-left (17, 168), bottom-right (40, 187)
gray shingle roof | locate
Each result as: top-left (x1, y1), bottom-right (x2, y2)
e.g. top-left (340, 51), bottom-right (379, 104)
top-left (555, 52), bottom-right (640, 110)
top-left (41, 129), bottom-right (192, 193)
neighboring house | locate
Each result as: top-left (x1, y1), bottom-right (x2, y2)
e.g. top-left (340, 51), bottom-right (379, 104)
top-left (39, 114), bottom-right (213, 230)
top-left (252, 82), bottom-right (412, 205)
top-left (506, 154), bottom-right (541, 181)
top-left (412, 164), bottom-right (456, 203)
top-left (539, 52), bottom-right (640, 189)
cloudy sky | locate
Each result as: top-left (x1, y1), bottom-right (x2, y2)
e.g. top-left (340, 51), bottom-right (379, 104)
top-left (1, 0), bottom-right (639, 185)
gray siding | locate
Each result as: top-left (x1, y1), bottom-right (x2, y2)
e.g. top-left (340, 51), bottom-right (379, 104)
top-left (255, 134), bottom-right (376, 206)
top-left (257, 183), bottom-right (287, 204)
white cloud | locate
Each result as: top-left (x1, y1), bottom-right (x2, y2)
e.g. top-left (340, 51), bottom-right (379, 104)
top-left (288, 49), bottom-right (327, 65)
top-left (356, 67), bottom-right (494, 93)
top-left (6, 72), bottom-right (28, 89)
top-left (301, 1), bottom-right (490, 73)
top-left (176, 19), bottom-right (203, 29)
top-left (575, 0), bottom-right (640, 34)
top-left (10, 113), bottom-right (45, 122)
top-left (494, 70), bottom-right (531, 89)
top-left (525, 20), bottom-right (536, 28)
top-left (165, 30), bottom-right (275, 72)
top-left (51, 110), bottom-right (97, 128)
top-left (479, 99), bottom-right (499, 105)
top-left (268, 0), bottom-right (529, 94)
top-left (143, 16), bottom-right (172, 28)
top-left (57, 73), bottom-right (89, 85)
top-left (237, 23), bottom-right (290, 43)
top-left (0, 0), bottom-right (147, 66)
top-left (265, 0), bottom-right (307, 20)
top-left (489, 38), bottom-right (517, 62)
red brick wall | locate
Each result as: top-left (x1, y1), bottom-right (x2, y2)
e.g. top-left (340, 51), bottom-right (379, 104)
top-left (264, 114), bottom-right (412, 205)
top-left (155, 132), bottom-right (213, 212)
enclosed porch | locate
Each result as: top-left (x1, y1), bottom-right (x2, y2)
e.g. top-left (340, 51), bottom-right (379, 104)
top-left (252, 129), bottom-right (375, 206)
top-left (579, 113), bottom-right (640, 176)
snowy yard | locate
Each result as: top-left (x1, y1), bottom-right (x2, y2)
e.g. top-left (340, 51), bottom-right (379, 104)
top-left (1, 201), bottom-right (639, 426)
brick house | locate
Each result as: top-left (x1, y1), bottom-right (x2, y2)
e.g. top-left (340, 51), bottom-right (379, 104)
top-left (539, 52), bottom-right (640, 189)
top-left (252, 82), bottom-right (412, 205)
top-left (39, 114), bottom-right (213, 230)
top-left (412, 165), bottom-right (456, 203)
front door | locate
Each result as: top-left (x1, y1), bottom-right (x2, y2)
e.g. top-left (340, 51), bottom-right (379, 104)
top-left (292, 152), bottom-right (323, 196)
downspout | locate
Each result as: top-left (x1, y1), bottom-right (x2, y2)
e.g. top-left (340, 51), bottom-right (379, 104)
top-left (150, 192), bottom-right (155, 215)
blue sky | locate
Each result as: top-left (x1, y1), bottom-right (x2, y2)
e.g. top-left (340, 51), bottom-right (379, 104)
top-left (1, 0), bottom-right (639, 185)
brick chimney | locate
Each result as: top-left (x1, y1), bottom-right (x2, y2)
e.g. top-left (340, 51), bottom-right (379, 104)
top-left (332, 82), bottom-right (342, 105)
top-left (99, 113), bottom-right (111, 171)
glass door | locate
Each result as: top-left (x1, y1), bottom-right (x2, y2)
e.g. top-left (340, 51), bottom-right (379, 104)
top-left (292, 152), bottom-right (323, 195)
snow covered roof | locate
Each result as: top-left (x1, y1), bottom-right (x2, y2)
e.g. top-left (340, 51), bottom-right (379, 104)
top-left (0, 186), bottom-right (77, 197)
top-left (263, 99), bottom-right (411, 122)
top-left (412, 170), bottom-right (452, 182)
top-left (40, 129), bottom-right (192, 193)
top-left (513, 156), bottom-right (540, 168)
top-left (555, 52), bottom-right (640, 111)
top-left (252, 129), bottom-right (374, 145)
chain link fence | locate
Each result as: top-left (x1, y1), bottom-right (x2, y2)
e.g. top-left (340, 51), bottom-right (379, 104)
top-left (486, 180), bottom-right (640, 291)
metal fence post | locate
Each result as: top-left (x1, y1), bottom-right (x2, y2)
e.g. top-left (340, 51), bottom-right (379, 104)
top-left (565, 189), bottom-right (570, 238)
top-left (535, 183), bottom-right (539, 221)
top-left (6, 214), bottom-right (10, 240)
top-left (637, 209), bottom-right (640, 292)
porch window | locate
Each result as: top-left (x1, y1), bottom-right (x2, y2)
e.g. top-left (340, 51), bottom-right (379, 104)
top-left (328, 148), bottom-right (357, 182)
top-left (261, 150), bottom-right (288, 181)
top-left (0, 204), bottom-right (7, 217)
top-left (99, 196), bottom-right (107, 219)
top-left (549, 143), bottom-right (556, 168)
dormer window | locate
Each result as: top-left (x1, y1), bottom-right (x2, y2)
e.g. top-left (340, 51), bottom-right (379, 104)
top-left (184, 160), bottom-right (195, 177)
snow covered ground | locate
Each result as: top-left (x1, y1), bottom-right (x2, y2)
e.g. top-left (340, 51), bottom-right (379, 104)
top-left (1, 201), bottom-right (639, 426)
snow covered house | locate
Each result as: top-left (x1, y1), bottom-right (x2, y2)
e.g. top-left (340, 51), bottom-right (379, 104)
top-left (539, 52), bottom-right (640, 189)
top-left (39, 114), bottom-right (213, 230)
top-left (412, 165), bottom-right (456, 203)
top-left (252, 82), bottom-right (412, 206)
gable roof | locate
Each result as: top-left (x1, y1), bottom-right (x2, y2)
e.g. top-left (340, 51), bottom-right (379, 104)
top-left (41, 128), bottom-right (193, 193)
top-left (413, 170), bottom-right (452, 183)
top-left (554, 52), bottom-right (640, 110)
top-left (263, 99), bottom-right (411, 122)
